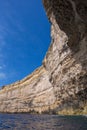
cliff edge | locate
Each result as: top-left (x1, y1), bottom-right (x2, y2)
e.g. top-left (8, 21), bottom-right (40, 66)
top-left (0, 0), bottom-right (87, 114)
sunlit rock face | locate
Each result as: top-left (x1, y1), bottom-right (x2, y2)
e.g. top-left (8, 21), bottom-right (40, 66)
top-left (0, 66), bottom-right (56, 113)
top-left (0, 0), bottom-right (87, 114)
top-left (43, 0), bottom-right (87, 113)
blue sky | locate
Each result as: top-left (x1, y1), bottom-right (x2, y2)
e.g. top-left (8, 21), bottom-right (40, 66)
top-left (0, 0), bottom-right (51, 87)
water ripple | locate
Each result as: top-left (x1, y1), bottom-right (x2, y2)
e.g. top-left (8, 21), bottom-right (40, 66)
top-left (0, 114), bottom-right (87, 130)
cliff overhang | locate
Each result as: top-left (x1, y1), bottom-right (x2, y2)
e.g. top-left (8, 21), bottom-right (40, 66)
top-left (0, 0), bottom-right (87, 114)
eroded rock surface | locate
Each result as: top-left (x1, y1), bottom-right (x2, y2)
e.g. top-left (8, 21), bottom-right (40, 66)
top-left (0, 0), bottom-right (87, 114)
top-left (43, 0), bottom-right (87, 114)
top-left (0, 66), bottom-right (56, 113)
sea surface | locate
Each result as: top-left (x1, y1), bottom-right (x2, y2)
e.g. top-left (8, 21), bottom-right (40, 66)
top-left (0, 114), bottom-right (87, 130)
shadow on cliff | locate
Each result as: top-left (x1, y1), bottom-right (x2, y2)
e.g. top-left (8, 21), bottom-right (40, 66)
top-left (49, 0), bottom-right (87, 49)
top-left (51, 0), bottom-right (87, 108)
top-left (43, 0), bottom-right (87, 74)
top-left (43, 0), bottom-right (87, 110)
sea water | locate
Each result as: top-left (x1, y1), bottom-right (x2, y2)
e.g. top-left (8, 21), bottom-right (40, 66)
top-left (0, 114), bottom-right (87, 130)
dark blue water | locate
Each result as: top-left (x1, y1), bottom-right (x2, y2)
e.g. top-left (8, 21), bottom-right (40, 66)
top-left (0, 114), bottom-right (87, 130)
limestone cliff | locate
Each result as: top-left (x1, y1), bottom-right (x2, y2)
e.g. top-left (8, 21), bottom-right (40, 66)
top-left (43, 0), bottom-right (87, 114)
top-left (0, 66), bottom-right (56, 113)
top-left (0, 0), bottom-right (87, 114)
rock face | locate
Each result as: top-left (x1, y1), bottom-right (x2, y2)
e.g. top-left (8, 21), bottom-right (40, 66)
top-left (0, 67), bottom-right (56, 113)
top-left (0, 0), bottom-right (87, 114)
top-left (43, 0), bottom-right (87, 114)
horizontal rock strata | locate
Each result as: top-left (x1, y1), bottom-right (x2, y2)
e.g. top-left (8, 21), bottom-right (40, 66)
top-left (0, 0), bottom-right (87, 114)
top-left (43, 0), bottom-right (87, 114)
top-left (0, 66), bottom-right (56, 113)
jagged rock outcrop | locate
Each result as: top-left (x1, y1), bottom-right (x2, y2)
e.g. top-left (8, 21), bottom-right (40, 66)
top-left (0, 0), bottom-right (87, 114)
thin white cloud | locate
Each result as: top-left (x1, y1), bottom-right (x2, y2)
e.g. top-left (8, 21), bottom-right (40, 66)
top-left (0, 72), bottom-right (6, 79)
top-left (0, 64), bottom-right (6, 70)
top-left (0, 66), bottom-right (3, 69)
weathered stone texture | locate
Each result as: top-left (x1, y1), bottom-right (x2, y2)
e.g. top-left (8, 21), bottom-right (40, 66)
top-left (0, 0), bottom-right (87, 114)
top-left (0, 66), bottom-right (56, 113)
top-left (43, 0), bottom-right (87, 112)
